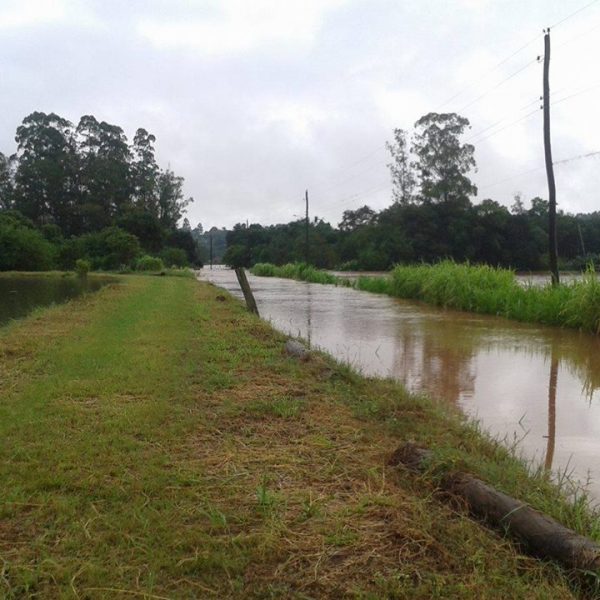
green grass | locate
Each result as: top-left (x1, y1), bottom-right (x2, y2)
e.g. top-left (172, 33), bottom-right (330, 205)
top-left (0, 273), bottom-right (598, 597)
top-left (252, 261), bottom-right (600, 335)
top-left (252, 262), bottom-right (351, 286)
top-left (383, 261), bottom-right (600, 334)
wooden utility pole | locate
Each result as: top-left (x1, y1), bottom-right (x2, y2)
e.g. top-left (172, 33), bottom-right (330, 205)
top-left (209, 232), bottom-right (213, 270)
top-left (543, 29), bottom-right (560, 286)
top-left (577, 221), bottom-right (587, 260)
top-left (305, 189), bottom-right (309, 265)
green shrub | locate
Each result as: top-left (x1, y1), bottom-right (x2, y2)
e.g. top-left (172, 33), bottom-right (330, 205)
top-left (75, 259), bottom-right (91, 276)
top-left (58, 227), bottom-right (142, 271)
top-left (160, 247), bottom-right (188, 268)
top-left (136, 255), bottom-right (165, 272)
top-left (0, 218), bottom-right (55, 271)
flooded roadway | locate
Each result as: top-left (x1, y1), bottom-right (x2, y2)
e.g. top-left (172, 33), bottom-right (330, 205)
top-left (200, 267), bottom-right (600, 500)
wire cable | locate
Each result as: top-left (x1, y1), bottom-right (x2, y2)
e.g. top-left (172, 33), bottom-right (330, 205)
top-left (478, 149), bottom-right (600, 191)
top-left (554, 149), bottom-right (600, 165)
top-left (433, 33), bottom-right (542, 111)
top-left (457, 58), bottom-right (539, 114)
top-left (549, 0), bottom-right (600, 29)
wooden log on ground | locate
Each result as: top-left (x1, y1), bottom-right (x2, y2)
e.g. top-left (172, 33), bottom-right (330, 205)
top-left (284, 339), bottom-right (310, 361)
top-left (234, 268), bottom-right (259, 316)
top-left (388, 442), bottom-right (600, 572)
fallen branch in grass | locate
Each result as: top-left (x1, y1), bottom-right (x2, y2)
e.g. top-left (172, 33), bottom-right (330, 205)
top-left (388, 442), bottom-right (600, 572)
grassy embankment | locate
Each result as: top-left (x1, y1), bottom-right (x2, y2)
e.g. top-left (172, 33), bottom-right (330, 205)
top-left (251, 261), bottom-right (600, 334)
top-left (0, 273), bottom-right (599, 598)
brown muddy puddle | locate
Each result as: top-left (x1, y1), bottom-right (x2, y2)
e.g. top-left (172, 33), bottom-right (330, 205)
top-left (200, 267), bottom-right (600, 500)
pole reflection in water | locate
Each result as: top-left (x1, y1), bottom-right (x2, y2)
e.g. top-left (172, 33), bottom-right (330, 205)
top-left (545, 351), bottom-right (558, 472)
top-left (200, 267), bottom-right (600, 500)
top-left (305, 283), bottom-right (312, 349)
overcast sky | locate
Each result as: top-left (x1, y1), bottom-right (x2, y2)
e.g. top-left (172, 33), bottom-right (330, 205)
top-left (2, 0), bottom-right (600, 230)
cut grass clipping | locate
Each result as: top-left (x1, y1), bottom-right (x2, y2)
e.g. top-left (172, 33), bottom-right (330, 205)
top-left (0, 273), bottom-right (598, 598)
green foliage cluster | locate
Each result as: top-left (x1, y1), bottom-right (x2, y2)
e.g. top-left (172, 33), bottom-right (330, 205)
top-left (136, 255), bottom-right (165, 272)
top-left (0, 112), bottom-right (203, 271)
top-left (160, 246), bottom-right (188, 268)
top-left (228, 198), bottom-right (599, 273)
top-left (251, 262), bottom-right (344, 285)
top-left (225, 219), bottom-right (338, 269)
top-left (0, 211), bottom-right (55, 271)
top-left (74, 259), bottom-right (90, 276)
top-left (379, 261), bottom-right (600, 332)
top-left (192, 226), bottom-right (227, 265)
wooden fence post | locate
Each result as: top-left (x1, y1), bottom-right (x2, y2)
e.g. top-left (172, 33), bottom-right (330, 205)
top-left (234, 268), bottom-right (259, 316)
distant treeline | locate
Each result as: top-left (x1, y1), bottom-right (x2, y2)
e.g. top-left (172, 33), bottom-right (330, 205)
top-left (0, 112), bottom-right (202, 270)
top-left (225, 197), bottom-right (600, 272)
top-left (225, 112), bottom-right (599, 272)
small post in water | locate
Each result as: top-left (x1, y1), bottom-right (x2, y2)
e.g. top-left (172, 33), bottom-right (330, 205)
top-left (234, 267), bottom-right (259, 316)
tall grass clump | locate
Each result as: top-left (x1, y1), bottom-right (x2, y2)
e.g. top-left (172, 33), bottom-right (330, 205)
top-left (386, 261), bottom-right (600, 334)
top-left (389, 261), bottom-right (517, 313)
top-left (561, 266), bottom-right (600, 333)
top-left (252, 262), bottom-right (278, 277)
top-left (355, 275), bottom-right (392, 295)
top-left (251, 262), bottom-right (339, 285)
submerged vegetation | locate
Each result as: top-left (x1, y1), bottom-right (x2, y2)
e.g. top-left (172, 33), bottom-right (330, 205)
top-left (251, 260), bottom-right (600, 335)
top-left (0, 274), bottom-right (598, 597)
top-left (252, 262), bottom-right (344, 285)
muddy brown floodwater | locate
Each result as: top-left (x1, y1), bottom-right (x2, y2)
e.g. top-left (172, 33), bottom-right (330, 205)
top-left (200, 267), bottom-right (600, 501)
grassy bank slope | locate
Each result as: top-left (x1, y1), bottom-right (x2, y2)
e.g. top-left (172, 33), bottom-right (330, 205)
top-left (252, 261), bottom-right (600, 334)
top-left (0, 275), bottom-right (596, 598)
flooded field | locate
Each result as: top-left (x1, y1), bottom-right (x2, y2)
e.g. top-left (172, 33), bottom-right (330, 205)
top-left (0, 274), bottom-right (116, 327)
top-left (201, 267), bottom-right (600, 500)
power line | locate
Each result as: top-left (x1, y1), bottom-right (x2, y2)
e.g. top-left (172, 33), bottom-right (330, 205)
top-left (468, 80), bottom-right (600, 146)
top-left (478, 166), bottom-right (544, 192)
top-left (320, 146), bottom-right (385, 180)
top-left (435, 0), bottom-right (600, 113)
top-left (554, 149), bottom-right (600, 165)
top-left (319, 178), bottom-right (390, 210)
top-left (554, 18), bottom-right (600, 50)
top-left (549, 0), bottom-right (600, 29)
top-left (433, 33), bottom-right (542, 111)
top-left (312, 147), bottom-right (387, 195)
top-left (313, 0), bottom-right (600, 210)
top-left (457, 58), bottom-right (539, 114)
top-left (478, 149), bottom-right (600, 191)
top-left (465, 98), bottom-right (541, 142)
top-left (469, 107), bottom-right (541, 145)
top-left (551, 80), bottom-right (600, 106)
top-left (327, 146), bottom-right (600, 215)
